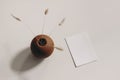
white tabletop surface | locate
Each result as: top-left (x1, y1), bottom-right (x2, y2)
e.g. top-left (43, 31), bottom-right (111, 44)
top-left (0, 0), bottom-right (120, 80)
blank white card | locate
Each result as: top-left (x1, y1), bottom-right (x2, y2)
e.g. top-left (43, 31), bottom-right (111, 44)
top-left (65, 32), bottom-right (97, 67)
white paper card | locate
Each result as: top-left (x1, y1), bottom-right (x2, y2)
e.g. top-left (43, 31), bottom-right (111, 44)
top-left (65, 32), bottom-right (97, 67)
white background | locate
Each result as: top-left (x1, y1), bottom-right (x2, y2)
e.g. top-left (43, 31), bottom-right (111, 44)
top-left (0, 0), bottom-right (120, 80)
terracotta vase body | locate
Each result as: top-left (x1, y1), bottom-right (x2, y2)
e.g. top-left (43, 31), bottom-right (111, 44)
top-left (30, 35), bottom-right (54, 58)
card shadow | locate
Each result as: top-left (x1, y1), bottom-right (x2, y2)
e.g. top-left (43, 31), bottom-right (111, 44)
top-left (11, 47), bottom-right (44, 72)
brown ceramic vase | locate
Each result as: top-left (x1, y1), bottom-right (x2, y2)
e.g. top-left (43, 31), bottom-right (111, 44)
top-left (30, 34), bottom-right (54, 58)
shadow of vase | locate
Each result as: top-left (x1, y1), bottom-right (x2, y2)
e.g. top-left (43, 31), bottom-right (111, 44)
top-left (11, 47), bottom-right (44, 72)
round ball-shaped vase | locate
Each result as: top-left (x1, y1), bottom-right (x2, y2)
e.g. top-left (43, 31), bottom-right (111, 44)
top-left (30, 34), bottom-right (54, 58)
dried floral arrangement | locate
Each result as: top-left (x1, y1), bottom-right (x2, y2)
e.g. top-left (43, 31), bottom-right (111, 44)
top-left (11, 8), bottom-right (65, 58)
